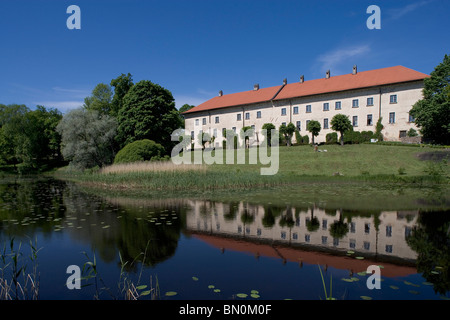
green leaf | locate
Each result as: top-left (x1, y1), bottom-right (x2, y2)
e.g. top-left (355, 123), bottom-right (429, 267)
top-left (389, 285), bottom-right (399, 290)
top-left (208, 285), bottom-right (215, 289)
top-left (360, 296), bottom-right (372, 300)
top-left (141, 290), bottom-right (151, 296)
top-left (251, 290), bottom-right (259, 294)
top-left (236, 293), bottom-right (248, 298)
top-left (136, 285), bottom-right (147, 290)
top-left (213, 289), bottom-right (221, 293)
top-left (355, 256), bottom-right (364, 260)
top-left (251, 294), bottom-right (260, 299)
top-left (165, 291), bottom-right (177, 296)
top-left (192, 277), bottom-right (199, 281)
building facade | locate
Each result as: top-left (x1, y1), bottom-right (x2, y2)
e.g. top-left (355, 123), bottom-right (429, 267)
top-left (183, 65), bottom-right (429, 147)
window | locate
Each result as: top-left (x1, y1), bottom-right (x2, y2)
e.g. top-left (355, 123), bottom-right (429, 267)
top-left (195, 119), bottom-right (199, 126)
top-left (215, 116), bottom-right (220, 124)
top-left (389, 112), bottom-right (395, 124)
top-left (385, 245), bottom-right (393, 253)
top-left (364, 241), bottom-right (370, 250)
top-left (399, 130), bottom-right (407, 138)
top-left (245, 112), bottom-right (250, 120)
top-left (296, 120), bottom-right (301, 131)
top-left (367, 114), bottom-right (373, 126)
top-left (281, 108), bottom-right (287, 116)
top-left (237, 113), bottom-right (241, 121)
top-left (335, 101), bottom-right (341, 110)
top-left (322, 219), bottom-right (328, 230)
top-left (306, 105), bottom-right (312, 113)
top-left (352, 99), bottom-right (359, 108)
top-left (365, 223), bottom-right (371, 234)
top-left (409, 114), bottom-right (415, 122)
top-left (213, 128), bottom-right (217, 137)
top-left (386, 225), bottom-right (392, 237)
top-left (305, 234), bottom-right (310, 243)
top-left (202, 118), bottom-right (207, 125)
top-left (293, 106), bottom-right (299, 114)
top-left (349, 239), bottom-right (356, 249)
top-left (190, 131), bottom-right (194, 140)
top-left (232, 127), bottom-right (236, 133)
top-left (353, 115), bottom-right (358, 127)
top-left (306, 120), bottom-right (310, 127)
top-left (257, 111), bottom-right (261, 118)
top-left (390, 94), bottom-right (397, 104)
top-left (367, 97), bottom-right (374, 106)
top-left (350, 222), bottom-right (356, 233)
top-left (323, 102), bottom-right (329, 111)
top-left (282, 122), bottom-right (286, 126)
top-left (323, 118), bottom-right (329, 129)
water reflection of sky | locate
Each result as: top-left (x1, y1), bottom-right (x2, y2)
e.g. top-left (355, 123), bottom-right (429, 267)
top-left (0, 178), bottom-right (449, 300)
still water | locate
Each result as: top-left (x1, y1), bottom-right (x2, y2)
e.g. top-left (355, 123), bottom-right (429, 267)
top-left (0, 177), bottom-right (449, 300)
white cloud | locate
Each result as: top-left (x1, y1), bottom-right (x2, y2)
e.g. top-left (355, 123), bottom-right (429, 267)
top-left (387, 0), bottom-right (433, 20)
top-left (314, 44), bottom-right (371, 76)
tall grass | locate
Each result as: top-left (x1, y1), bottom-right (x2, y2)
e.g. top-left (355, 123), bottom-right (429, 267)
top-left (0, 238), bottom-right (41, 300)
top-left (101, 161), bottom-right (206, 174)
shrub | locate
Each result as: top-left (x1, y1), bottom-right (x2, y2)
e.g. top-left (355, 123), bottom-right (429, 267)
top-left (326, 132), bottom-right (338, 144)
top-left (114, 139), bottom-right (165, 164)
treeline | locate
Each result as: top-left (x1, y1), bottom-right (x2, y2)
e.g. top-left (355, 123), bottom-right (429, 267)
top-left (1, 73), bottom-right (193, 172)
top-left (0, 104), bottom-right (63, 172)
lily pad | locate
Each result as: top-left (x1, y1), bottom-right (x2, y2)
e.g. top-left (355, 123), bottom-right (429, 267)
top-left (360, 296), bottom-right (372, 300)
top-left (214, 289), bottom-right (221, 293)
top-left (251, 290), bottom-right (259, 294)
top-left (341, 278), bottom-right (354, 282)
top-left (208, 285), bottom-right (215, 289)
top-left (165, 291), bottom-right (178, 296)
top-left (422, 282), bottom-right (433, 286)
top-left (347, 250), bottom-right (355, 254)
top-left (251, 294), bottom-right (260, 299)
top-left (404, 281), bottom-right (420, 287)
top-left (355, 256), bottom-right (365, 260)
top-left (236, 293), bottom-right (248, 298)
top-left (389, 285), bottom-right (399, 290)
top-left (192, 277), bottom-right (199, 281)
top-left (408, 290), bottom-right (420, 295)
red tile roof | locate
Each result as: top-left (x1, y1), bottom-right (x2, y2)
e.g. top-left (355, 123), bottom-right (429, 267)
top-left (183, 66), bottom-right (429, 114)
top-left (274, 65), bottom-right (429, 101)
top-left (183, 84), bottom-right (283, 114)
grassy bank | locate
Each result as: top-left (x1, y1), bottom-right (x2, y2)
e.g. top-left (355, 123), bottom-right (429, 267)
top-left (55, 144), bottom-right (450, 192)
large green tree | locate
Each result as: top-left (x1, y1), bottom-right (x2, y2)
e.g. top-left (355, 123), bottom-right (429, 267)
top-left (57, 108), bottom-right (117, 169)
top-left (116, 80), bottom-right (183, 152)
top-left (306, 120), bottom-right (321, 145)
top-left (410, 54), bottom-right (450, 145)
top-left (331, 114), bottom-right (353, 146)
top-left (110, 73), bottom-right (134, 117)
top-left (279, 122), bottom-right (296, 146)
top-left (83, 83), bottom-right (113, 116)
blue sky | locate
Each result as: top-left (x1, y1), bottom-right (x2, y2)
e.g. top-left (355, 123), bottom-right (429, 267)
top-left (0, 0), bottom-right (448, 113)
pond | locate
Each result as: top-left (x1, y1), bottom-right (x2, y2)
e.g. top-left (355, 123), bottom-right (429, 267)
top-left (0, 177), bottom-right (449, 300)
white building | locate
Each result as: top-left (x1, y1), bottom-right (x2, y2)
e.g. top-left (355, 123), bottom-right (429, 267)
top-left (183, 65), bottom-right (429, 147)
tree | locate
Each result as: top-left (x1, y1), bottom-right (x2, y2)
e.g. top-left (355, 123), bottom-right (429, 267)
top-left (197, 131), bottom-right (212, 150)
top-left (261, 123), bottom-right (276, 146)
top-left (179, 104), bottom-right (195, 114)
top-left (279, 122), bottom-right (296, 146)
top-left (83, 83), bottom-right (113, 116)
top-left (410, 54), bottom-right (450, 145)
top-left (116, 80), bottom-right (183, 152)
top-left (110, 73), bottom-right (134, 117)
top-left (306, 120), bottom-right (321, 145)
top-left (240, 126), bottom-right (254, 148)
top-left (330, 114), bottom-right (352, 146)
top-left (57, 108), bottom-right (117, 169)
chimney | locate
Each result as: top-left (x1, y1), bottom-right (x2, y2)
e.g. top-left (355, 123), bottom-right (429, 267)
top-left (352, 65), bottom-right (357, 75)
top-left (300, 75), bottom-right (304, 83)
top-left (283, 78), bottom-right (287, 85)
top-left (253, 84), bottom-right (259, 91)
top-left (326, 70), bottom-right (330, 79)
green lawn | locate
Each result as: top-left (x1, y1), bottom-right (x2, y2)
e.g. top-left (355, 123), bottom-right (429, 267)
top-left (58, 144), bottom-right (449, 192)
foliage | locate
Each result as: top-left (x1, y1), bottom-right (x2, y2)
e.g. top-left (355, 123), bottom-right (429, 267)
top-left (331, 114), bottom-right (352, 145)
top-left (83, 83), bottom-right (113, 116)
top-left (326, 132), bottom-right (338, 144)
top-left (116, 80), bottom-right (183, 152)
top-left (178, 104), bottom-right (195, 114)
top-left (374, 117), bottom-right (384, 141)
top-left (114, 139), bottom-right (166, 164)
top-left (197, 131), bottom-right (213, 150)
top-left (306, 120), bottom-right (321, 145)
top-left (407, 128), bottom-right (419, 137)
top-left (261, 123), bottom-right (276, 147)
top-left (279, 122), bottom-right (296, 146)
top-left (240, 126), bottom-right (254, 148)
top-left (57, 108), bottom-right (117, 169)
top-left (410, 54), bottom-right (450, 145)
top-left (110, 73), bottom-right (134, 118)
top-left (0, 104), bottom-right (62, 171)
